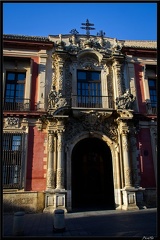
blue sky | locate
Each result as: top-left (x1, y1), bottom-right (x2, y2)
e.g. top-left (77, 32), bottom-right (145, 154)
top-left (3, 2), bottom-right (157, 40)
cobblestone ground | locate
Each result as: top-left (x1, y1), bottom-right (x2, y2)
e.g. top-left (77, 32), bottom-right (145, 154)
top-left (2, 208), bottom-right (157, 237)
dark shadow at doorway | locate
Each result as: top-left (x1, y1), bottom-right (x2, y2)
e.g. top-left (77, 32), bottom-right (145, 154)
top-left (71, 137), bottom-right (115, 211)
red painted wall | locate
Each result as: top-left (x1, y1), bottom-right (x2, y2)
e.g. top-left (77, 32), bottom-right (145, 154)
top-left (134, 63), bottom-right (146, 113)
top-left (138, 128), bottom-right (155, 187)
top-left (26, 126), bottom-right (47, 191)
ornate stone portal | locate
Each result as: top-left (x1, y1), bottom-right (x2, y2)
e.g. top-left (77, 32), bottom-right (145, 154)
top-left (43, 108), bottom-right (145, 212)
top-left (43, 30), bottom-right (144, 212)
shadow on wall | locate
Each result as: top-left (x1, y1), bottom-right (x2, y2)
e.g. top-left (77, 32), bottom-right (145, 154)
top-left (143, 189), bottom-right (157, 208)
top-left (3, 192), bottom-right (45, 213)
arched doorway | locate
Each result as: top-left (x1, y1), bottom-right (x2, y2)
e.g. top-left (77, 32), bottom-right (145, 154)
top-left (71, 137), bottom-right (115, 211)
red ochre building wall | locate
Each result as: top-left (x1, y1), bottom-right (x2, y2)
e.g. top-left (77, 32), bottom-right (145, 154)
top-left (138, 128), bottom-right (155, 188)
top-left (26, 126), bottom-right (47, 191)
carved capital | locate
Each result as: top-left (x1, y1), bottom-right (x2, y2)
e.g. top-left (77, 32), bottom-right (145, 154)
top-left (57, 129), bottom-right (65, 134)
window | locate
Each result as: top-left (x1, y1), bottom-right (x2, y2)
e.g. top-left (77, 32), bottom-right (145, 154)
top-left (3, 133), bottom-right (24, 189)
top-left (148, 79), bottom-right (157, 107)
top-left (4, 71), bottom-right (26, 110)
top-left (77, 70), bottom-right (101, 107)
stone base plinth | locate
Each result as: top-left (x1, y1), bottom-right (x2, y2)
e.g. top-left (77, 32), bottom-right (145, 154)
top-left (44, 189), bottom-right (67, 213)
top-left (121, 187), bottom-right (146, 210)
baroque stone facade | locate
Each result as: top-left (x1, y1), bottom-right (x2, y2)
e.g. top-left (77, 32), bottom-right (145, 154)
top-left (3, 23), bottom-right (157, 213)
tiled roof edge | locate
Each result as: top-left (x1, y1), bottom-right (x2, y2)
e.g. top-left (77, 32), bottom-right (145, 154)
top-left (3, 34), bottom-right (50, 42)
top-left (123, 40), bottom-right (157, 49)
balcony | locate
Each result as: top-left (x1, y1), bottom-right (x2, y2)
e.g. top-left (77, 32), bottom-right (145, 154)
top-left (71, 95), bottom-right (114, 109)
top-left (3, 98), bottom-right (31, 111)
top-left (146, 102), bottom-right (157, 115)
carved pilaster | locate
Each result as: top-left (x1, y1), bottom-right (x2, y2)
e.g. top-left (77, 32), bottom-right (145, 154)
top-left (52, 53), bottom-right (67, 92)
top-left (113, 61), bottom-right (123, 96)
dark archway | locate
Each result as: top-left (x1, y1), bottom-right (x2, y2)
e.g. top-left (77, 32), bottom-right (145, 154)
top-left (71, 137), bottom-right (115, 211)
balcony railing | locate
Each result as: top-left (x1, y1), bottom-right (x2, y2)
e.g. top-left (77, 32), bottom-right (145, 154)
top-left (146, 102), bottom-right (157, 115)
top-left (3, 98), bottom-right (31, 111)
top-left (71, 95), bottom-right (114, 109)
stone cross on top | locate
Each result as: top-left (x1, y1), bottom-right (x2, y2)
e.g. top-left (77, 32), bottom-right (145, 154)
top-left (81, 19), bottom-right (95, 36)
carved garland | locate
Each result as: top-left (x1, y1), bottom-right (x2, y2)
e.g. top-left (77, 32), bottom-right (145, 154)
top-left (65, 113), bottom-right (118, 143)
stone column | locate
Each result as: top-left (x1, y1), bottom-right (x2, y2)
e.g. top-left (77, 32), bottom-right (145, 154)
top-left (44, 129), bottom-right (56, 212)
top-left (119, 117), bottom-right (144, 210)
top-left (53, 133), bottom-right (57, 189)
top-left (46, 130), bottom-right (55, 190)
top-left (121, 125), bottom-right (133, 188)
top-left (56, 129), bottom-right (65, 189)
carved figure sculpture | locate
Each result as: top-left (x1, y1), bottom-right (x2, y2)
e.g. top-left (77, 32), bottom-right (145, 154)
top-left (48, 86), bottom-right (58, 109)
top-left (48, 85), bottom-right (67, 109)
top-left (116, 90), bottom-right (135, 109)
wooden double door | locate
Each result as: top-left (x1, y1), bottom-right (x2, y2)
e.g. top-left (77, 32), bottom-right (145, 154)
top-left (72, 137), bottom-right (115, 210)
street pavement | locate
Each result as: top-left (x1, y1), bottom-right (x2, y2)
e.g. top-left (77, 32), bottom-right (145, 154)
top-left (2, 208), bottom-right (157, 238)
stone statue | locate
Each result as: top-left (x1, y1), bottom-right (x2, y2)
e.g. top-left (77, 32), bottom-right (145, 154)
top-left (48, 85), bottom-right (67, 109)
top-left (48, 86), bottom-right (58, 109)
top-left (116, 90), bottom-right (135, 109)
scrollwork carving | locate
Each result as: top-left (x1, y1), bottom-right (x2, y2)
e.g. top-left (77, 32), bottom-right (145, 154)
top-left (65, 113), bottom-right (118, 143)
top-left (79, 57), bottom-right (99, 70)
top-left (5, 117), bottom-right (19, 128)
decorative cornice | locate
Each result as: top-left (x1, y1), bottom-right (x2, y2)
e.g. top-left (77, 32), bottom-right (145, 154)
top-left (3, 34), bottom-right (157, 49)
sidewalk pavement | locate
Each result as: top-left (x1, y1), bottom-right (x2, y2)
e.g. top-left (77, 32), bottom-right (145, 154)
top-left (2, 208), bottom-right (157, 238)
